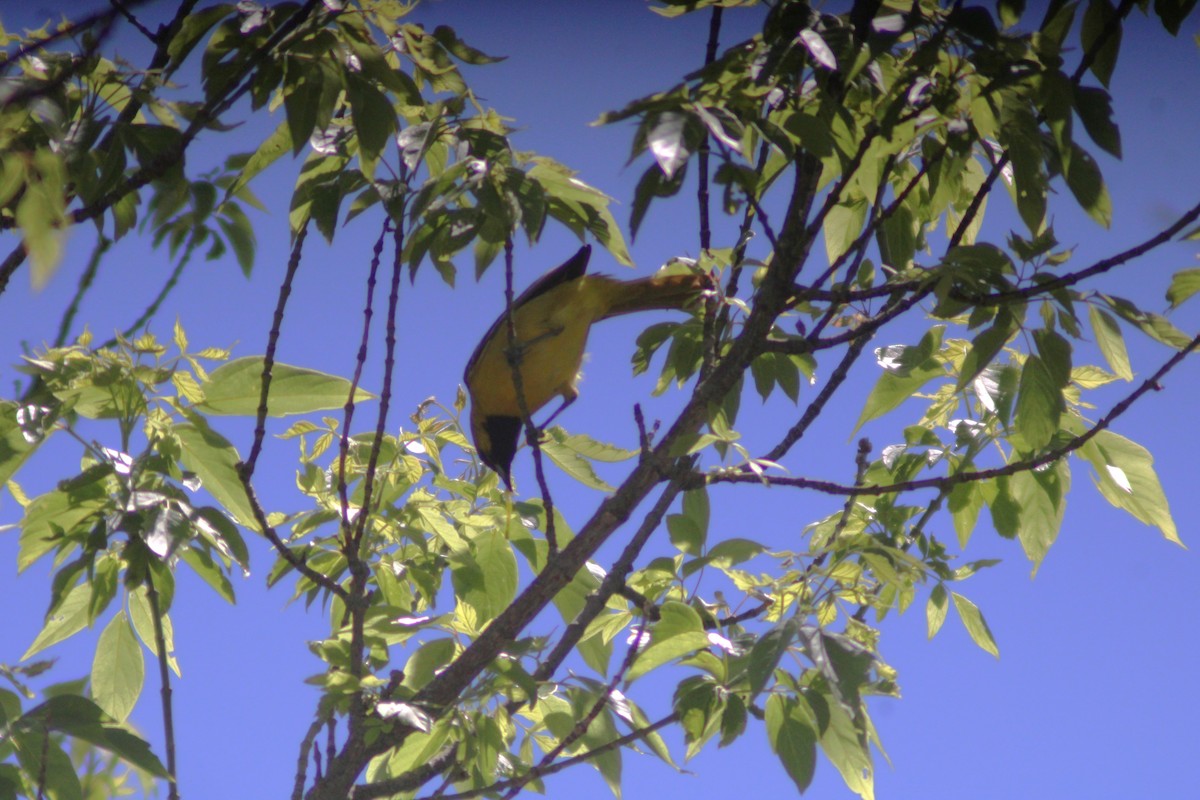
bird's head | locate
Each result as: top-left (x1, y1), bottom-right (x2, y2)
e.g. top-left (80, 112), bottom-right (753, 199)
top-left (471, 409), bottom-right (522, 491)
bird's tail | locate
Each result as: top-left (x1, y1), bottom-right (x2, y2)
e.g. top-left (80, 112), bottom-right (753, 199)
top-left (596, 272), bottom-right (713, 320)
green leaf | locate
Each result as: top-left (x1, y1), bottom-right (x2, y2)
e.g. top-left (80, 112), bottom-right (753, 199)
top-left (948, 479), bottom-right (984, 547)
top-left (432, 24), bottom-right (505, 64)
top-left (766, 695), bottom-right (817, 793)
top-left (1074, 425), bottom-right (1181, 546)
top-left (951, 592), bottom-right (1000, 657)
top-left (179, 546), bottom-right (237, 603)
top-left (667, 487), bottom-right (709, 555)
top-left (926, 583), bottom-right (948, 638)
top-left (1006, 460), bottom-right (1070, 570)
top-left (853, 328), bottom-right (946, 433)
top-left (18, 479), bottom-right (108, 573)
top-left (818, 701), bottom-right (875, 800)
top-left (998, 0), bottom-right (1026, 28)
top-left (540, 432), bottom-right (614, 492)
top-left (224, 119), bottom-right (292, 202)
top-left (22, 694), bottom-right (168, 776)
top-left (1167, 268), bottom-right (1200, 309)
top-left (544, 429), bottom-right (636, 462)
top-left (91, 612), bottom-right (144, 722)
top-left (1072, 85), bottom-right (1121, 158)
top-left (23, 581), bottom-right (91, 660)
top-left (719, 691), bottom-right (748, 747)
top-left (401, 639), bottom-right (457, 691)
top-left (956, 309), bottom-right (1018, 390)
top-left (216, 202), bottom-right (256, 276)
top-left (197, 356), bottom-right (375, 416)
top-left (174, 420), bottom-right (258, 531)
top-left (168, 4), bottom-right (232, 67)
top-left (1087, 305), bottom-right (1133, 381)
top-left (346, 73), bottom-right (398, 176)
top-left (1099, 294), bottom-right (1193, 349)
top-left (284, 63), bottom-right (323, 156)
top-left (675, 678), bottom-right (724, 759)
top-left (1081, 0), bottom-right (1121, 88)
top-left (824, 197), bottom-right (868, 264)
top-left (128, 587), bottom-right (180, 676)
top-left (1063, 143), bottom-right (1111, 227)
top-left (529, 161), bottom-right (632, 265)
top-left (1015, 355), bottom-right (1064, 450)
top-left (998, 97), bottom-right (1047, 233)
top-left (450, 529), bottom-right (518, 624)
top-left (11, 731), bottom-right (81, 800)
top-left (1152, 0), bottom-right (1198, 34)
top-left (630, 162), bottom-right (685, 241)
top-left (626, 602), bottom-right (711, 682)
top-left (745, 616), bottom-right (801, 699)
top-left (17, 151), bottom-right (67, 289)
top-left (877, 202), bottom-right (916, 269)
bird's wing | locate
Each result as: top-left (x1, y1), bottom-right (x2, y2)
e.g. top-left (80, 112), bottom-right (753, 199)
top-left (463, 245), bottom-right (592, 384)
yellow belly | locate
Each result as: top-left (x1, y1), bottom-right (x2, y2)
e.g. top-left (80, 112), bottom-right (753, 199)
top-left (466, 277), bottom-right (609, 417)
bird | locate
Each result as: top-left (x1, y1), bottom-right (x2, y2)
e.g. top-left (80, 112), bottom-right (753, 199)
top-left (464, 244), bottom-right (711, 489)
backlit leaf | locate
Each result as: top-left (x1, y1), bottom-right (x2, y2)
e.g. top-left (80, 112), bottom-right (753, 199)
top-left (766, 694), bottom-right (817, 793)
top-left (91, 612), bottom-right (144, 722)
top-left (951, 592), bottom-right (1000, 657)
top-left (197, 357), bottom-right (375, 416)
top-left (926, 583), bottom-right (948, 638)
top-left (1015, 355), bottom-right (1063, 450)
top-left (1166, 268), bottom-right (1200, 309)
top-left (1088, 305), bottom-right (1133, 380)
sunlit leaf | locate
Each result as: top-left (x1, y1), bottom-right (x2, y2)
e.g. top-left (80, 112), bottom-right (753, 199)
top-left (626, 602), bottom-right (711, 682)
top-left (926, 583), bottom-right (948, 638)
top-left (1088, 305), bottom-right (1133, 381)
top-left (1166, 268), bottom-right (1200, 309)
top-left (196, 357), bottom-right (375, 416)
top-left (91, 612), bottom-right (144, 723)
top-left (951, 592), bottom-right (1000, 657)
top-left (174, 420), bottom-right (258, 531)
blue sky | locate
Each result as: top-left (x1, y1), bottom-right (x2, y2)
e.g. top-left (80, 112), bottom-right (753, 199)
top-left (2, 2), bottom-right (1199, 799)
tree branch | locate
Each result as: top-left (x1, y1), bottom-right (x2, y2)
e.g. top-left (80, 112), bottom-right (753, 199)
top-left (417, 713), bottom-right (681, 800)
top-left (711, 330), bottom-right (1200, 497)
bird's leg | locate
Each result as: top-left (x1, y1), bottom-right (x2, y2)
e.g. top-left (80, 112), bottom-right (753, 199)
top-left (542, 393), bottom-right (578, 431)
top-left (536, 387), bottom-right (578, 433)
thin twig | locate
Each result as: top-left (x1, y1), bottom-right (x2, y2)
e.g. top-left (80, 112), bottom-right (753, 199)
top-left (145, 580), bottom-right (180, 800)
top-left (502, 238), bottom-right (558, 556)
top-left (237, 474), bottom-right (350, 600)
top-left (761, 333), bottom-right (871, 463)
top-left (100, 242), bottom-right (194, 350)
top-left (516, 475), bottom-right (688, 709)
top-left (499, 624), bottom-right (647, 800)
top-left (244, 226), bottom-right (308, 476)
top-left (109, 0), bottom-right (157, 43)
top-left (696, 5), bottom-right (723, 255)
top-left (351, 222), bottom-right (404, 551)
top-left (697, 5), bottom-right (723, 378)
top-left (337, 221), bottom-right (388, 538)
top-left (417, 713), bottom-right (681, 800)
top-left (710, 331), bottom-right (1200, 496)
top-left (52, 237), bottom-right (109, 347)
top-left (347, 745), bottom-right (460, 800)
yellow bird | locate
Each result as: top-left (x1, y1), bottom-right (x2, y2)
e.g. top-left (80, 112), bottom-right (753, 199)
top-left (464, 245), bottom-right (710, 488)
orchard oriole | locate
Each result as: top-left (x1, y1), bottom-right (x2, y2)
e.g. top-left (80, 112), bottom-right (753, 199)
top-left (464, 245), bottom-right (709, 488)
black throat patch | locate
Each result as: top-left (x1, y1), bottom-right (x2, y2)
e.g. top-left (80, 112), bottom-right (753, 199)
top-left (481, 415), bottom-right (523, 488)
